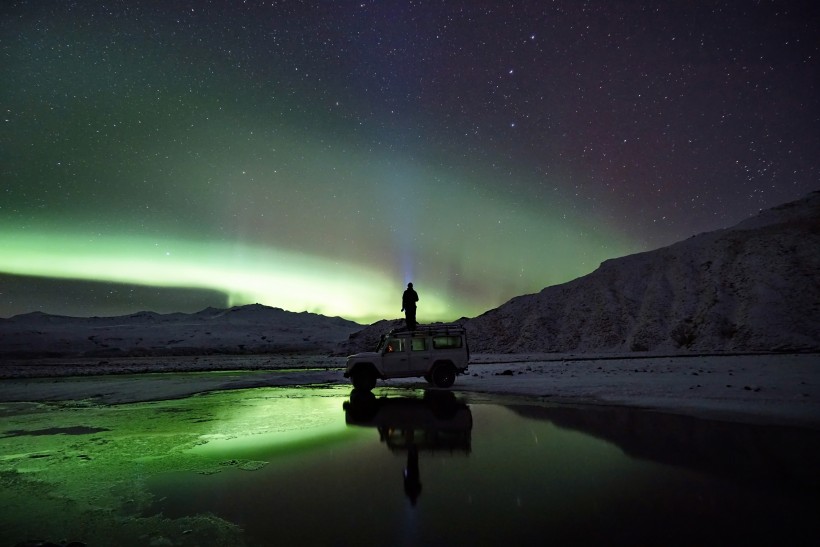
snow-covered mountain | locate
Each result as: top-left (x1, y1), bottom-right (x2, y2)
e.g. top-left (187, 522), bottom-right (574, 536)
top-left (465, 191), bottom-right (820, 353)
top-left (5, 193), bottom-right (818, 359)
top-left (0, 303), bottom-right (362, 358)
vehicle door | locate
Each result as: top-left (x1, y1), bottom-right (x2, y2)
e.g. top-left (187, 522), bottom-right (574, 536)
top-left (408, 336), bottom-right (432, 374)
top-left (381, 337), bottom-right (409, 375)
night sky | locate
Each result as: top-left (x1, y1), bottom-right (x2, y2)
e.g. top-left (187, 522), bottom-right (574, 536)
top-left (1, 1), bottom-right (817, 323)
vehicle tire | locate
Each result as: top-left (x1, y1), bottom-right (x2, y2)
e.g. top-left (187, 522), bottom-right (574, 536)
top-left (431, 363), bottom-right (456, 388)
top-left (351, 367), bottom-right (377, 391)
top-left (425, 390), bottom-right (458, 419)
top-left (346, 389), bottom-right (378, 421)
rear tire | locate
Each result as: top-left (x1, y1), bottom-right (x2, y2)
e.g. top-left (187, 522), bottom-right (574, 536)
top-left (431, 363), bottom-right (456, 388)
top-left (351, 368), bottom-right (377, 391)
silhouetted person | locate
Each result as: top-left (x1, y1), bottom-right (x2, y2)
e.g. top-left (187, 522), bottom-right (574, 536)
top-left (401, 282), bottom-right (418, 330)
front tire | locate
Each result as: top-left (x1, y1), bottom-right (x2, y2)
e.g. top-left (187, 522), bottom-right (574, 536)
top-left (351, 368), bottom-right (377, 391)
top-left (431, 363), bottom-right (456, 388)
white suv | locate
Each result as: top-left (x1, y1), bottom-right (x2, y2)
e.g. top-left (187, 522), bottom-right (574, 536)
top-left (344, 324), bottom-right (470, 390)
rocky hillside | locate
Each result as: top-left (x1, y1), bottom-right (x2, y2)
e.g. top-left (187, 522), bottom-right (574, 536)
top-left (0, 303), bottom-right (362, 358)
top-left (464, 191), bottom-right (820, 353)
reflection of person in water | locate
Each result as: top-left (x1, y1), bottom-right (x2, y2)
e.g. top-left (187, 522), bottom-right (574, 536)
top-left (403, 443), bottom-right (422, 505)
top-left (343, 389), bottom-right (472, 507)
top-left (401, 282), bottom-right (419, 330)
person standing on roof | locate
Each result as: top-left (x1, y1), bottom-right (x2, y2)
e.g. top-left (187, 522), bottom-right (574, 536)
top-left (401, 282), bottom-right (419, 330)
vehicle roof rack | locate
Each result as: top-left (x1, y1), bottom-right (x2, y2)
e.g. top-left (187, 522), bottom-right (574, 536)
top-left (389, 323), bottom-right (465, 335)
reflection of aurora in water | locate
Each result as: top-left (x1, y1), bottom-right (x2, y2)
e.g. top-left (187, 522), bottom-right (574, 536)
top-left (0, 386), bottom-right (366, 546)
top-left (191, 389), bottom-right (355, 458)
top-left (3, 384), bottom-right (819, 546)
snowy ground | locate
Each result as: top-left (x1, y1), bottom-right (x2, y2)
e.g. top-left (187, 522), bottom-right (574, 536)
top-left (1, 352), bottom-right (817, 428)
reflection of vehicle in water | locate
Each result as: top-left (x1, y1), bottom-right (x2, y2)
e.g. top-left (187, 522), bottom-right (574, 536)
top-left (344, 324), bottom-right (470, 390)
top-left (344, 389), bottom-right (472, 505)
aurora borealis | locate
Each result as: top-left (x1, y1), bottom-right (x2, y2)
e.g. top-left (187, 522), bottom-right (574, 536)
top-left (1, 1), bottom-right (817, 323)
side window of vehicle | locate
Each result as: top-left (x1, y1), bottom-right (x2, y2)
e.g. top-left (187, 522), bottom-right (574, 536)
top-left (432, 336), bottom-right (462, 349)
top-left (385, 338), bottom-right (404, 353)
top-left (411, 338), bottom-right (426, 351)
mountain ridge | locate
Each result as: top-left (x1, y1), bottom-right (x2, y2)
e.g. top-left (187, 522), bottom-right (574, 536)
top-left (0, 303), bottom-right (362, 358)
top-left (463, 191), bottom-right (820, 353)
top-left (4, 192), bottom-right (818, 358)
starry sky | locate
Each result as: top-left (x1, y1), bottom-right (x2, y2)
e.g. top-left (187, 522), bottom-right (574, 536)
top-left (1, 1), bottom-right (817, 323)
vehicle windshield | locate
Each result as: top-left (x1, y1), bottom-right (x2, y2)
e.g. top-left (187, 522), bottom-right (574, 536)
top-left (376, 335), bottom-right (386, 352)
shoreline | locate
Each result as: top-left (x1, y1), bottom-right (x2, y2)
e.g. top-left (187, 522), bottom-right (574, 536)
top-left (1, 352), bottom-right (818, 430)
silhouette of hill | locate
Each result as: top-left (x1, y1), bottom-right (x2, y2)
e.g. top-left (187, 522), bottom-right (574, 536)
top-left (0, 304), bottom-right (362, 358)
top-left (465, 191), bottom-right (820, 353)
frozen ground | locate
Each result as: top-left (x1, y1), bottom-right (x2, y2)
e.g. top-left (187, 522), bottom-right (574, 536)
top-left (1, 352), bottom-right (817, 428)
top-left (1, 352), bottom-right (818, 546)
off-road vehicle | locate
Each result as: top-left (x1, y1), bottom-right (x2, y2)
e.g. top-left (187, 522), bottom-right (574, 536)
top-left (344, 324), bottom-right (469, 390)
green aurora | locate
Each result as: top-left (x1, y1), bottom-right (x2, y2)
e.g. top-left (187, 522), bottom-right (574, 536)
top-left (0, 27), bottom-right (638, 321)
top-left (2, 1), bottom-right (814, 321)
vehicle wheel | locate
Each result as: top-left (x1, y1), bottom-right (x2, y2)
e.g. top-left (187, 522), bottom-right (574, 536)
top-left (351, 368), bottom-right (377, 391)
top-left (431, 363), bottom-right (456, 388)
top-left (425, 390), bottom-right (458, 419)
